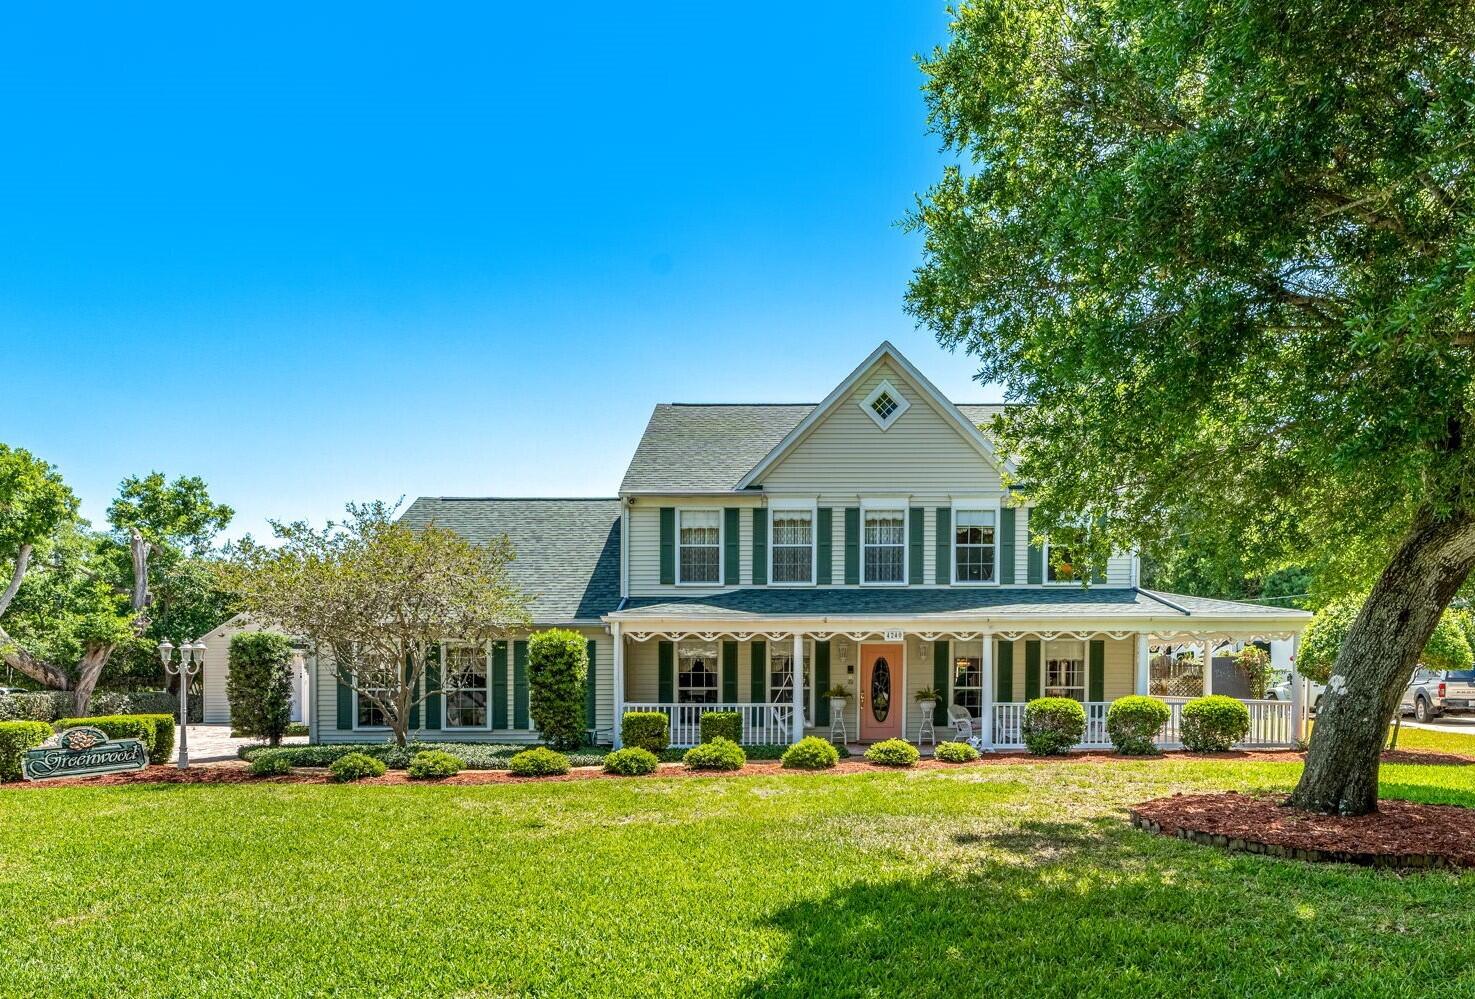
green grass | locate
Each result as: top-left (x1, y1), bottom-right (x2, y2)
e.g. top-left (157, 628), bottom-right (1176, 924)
top-left (5, 754), bottom-right (1475, 997)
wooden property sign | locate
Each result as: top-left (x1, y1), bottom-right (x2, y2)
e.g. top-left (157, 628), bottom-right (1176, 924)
top-left (22, 726), bottom-right (149, 781)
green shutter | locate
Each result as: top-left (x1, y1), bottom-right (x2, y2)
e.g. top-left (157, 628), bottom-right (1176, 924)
top-left (585, 639), bottom-right (597, 732)
top-left (815, 641), bottom-right (831, 725)
top-left (751, 508), bottom-right (768, 585)
top-left (933, 640), bottom-right (949, 724)
top-left (658, 640), bottom-right (674, 703)
top-left (909, 508), bottom-right (924, 585)
top-left (336, 670), bottom-right (353, 730)
top-left (1089, 640), bottom-right (1105, 702)
top-left (724, 508), bottom-right (740, 585)
top-left (424, 643), bottom-right (442, 730)
top-left (816, 508), bottom-right (833, 585)
top-left (492, 641), bottom-right (509, 728)
top-left (1092, 513), bottom-right (1107, 584)
top-left (843, 507), bottom-right (860, 584)
top-left (513, 640), bottom-right (529, 729)
top-left (659, 507), bottom-right (676, 585)
top-left (722, 640), bottom-right (738, 702)
top-left (1026, 508), bottom-right (1044, 584)
top-left (750, 641), bottom-right (766, 701)
top-left (935, 508), bottom-right (951, 584)
top-left (406, 653), bottom-right (421, 730)
top-left (1000, 507), bottom-right (1016, 584)
top-left (996, 641), bottom-right (1014, 702)
top-left (1025, 640), bottom-right (1042, 700)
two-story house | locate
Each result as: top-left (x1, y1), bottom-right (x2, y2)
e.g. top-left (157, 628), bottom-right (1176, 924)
top-left (304, 342), bottom-right (1310, 751)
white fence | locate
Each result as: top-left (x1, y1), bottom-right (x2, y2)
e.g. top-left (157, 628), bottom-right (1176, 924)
top-left (624, 702), bottom-right (794, 748)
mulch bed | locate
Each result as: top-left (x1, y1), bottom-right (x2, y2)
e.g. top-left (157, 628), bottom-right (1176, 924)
top-left (1130, 791), bottom-right (1475, 869)
top-left (7, 745), bottom-right (1468, 791)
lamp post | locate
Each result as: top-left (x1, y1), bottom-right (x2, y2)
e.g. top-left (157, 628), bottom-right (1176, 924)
top-left (160, 639), bottom-right (205, 769)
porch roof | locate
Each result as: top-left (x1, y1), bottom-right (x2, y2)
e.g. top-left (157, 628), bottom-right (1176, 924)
top-left (607, 587), bottom-right (1308, 626)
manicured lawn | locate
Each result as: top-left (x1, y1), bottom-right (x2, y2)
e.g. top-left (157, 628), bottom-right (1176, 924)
top-left (5, 750), bottom-right (1475, 997)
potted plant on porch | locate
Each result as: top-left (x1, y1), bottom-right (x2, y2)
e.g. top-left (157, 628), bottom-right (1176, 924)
top-left (823, 684), bottom-right (851, 717)
top-left (915, 686), bottom-right (942, 718)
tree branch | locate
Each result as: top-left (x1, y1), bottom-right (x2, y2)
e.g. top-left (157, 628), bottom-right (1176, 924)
top-left (0, 543), bottom-right (32, 618)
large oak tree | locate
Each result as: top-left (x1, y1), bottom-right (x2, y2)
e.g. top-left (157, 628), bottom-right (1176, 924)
top-left (908, 0), bottom-right (1475, 813)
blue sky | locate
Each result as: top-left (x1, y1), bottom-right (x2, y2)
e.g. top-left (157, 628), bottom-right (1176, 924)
top-left (2, 2), bottom-right (997, 541)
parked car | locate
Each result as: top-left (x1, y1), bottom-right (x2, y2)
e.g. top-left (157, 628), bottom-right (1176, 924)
top-left (1265, 671), bottom-right (1326, 713)
top-left (0, 687), bottom-right (25, 696)
top-left (1401, 668), bottom-right (1475, 722)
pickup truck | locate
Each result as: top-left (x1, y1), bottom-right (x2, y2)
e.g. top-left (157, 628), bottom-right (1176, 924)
top-left (1401, 668), bottom-right (1475, 722)
top-left (1265, 671), bottom-right (1326, 713)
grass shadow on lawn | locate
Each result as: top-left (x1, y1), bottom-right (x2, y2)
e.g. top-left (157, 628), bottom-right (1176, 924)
top-left (743, 813), bottom-right (1475, 998)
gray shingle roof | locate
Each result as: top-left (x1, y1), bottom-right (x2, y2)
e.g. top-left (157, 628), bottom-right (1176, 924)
top-left (618, 401), bottom-right (1017, 494)
top-left (400, 498), bottom-right (621, 624)
top-left (611, 587), bottom-right (1305, 621)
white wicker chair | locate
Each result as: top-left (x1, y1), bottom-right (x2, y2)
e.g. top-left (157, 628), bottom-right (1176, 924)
top-left (947, 704), bottom-right (974, 743)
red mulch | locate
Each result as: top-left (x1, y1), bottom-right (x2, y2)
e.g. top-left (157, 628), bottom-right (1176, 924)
top-left (7, 745), bottom-right (1468, 791)
top-left (1131, 791), bottom-right (1475, 869)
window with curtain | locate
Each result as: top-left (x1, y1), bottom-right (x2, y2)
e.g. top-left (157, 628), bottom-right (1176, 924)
top-left (954, 509), bottom-right (996, 582)
top-left (443, 644), bottom-right (489, 728)
top-left (771, 508), bottom-right (814, 583)
top-left (678, 647), bottom-right (719, 703)
top-left (678, 510), bottom-right (721, 583)
top-left (863, 509), bottom-right (905, 583)
top-left (768, 643), bottom-right (813, 722)
top-left (1044, 640), bottom-right (1086, 700)
top-left (953, 655), bottom-right (983, 720)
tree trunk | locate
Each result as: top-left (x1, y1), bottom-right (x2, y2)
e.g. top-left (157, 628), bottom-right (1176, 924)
top-left (71, 645), bottom-right (112, 716)
top-left (1288, 511), bottom-right (1475, 815)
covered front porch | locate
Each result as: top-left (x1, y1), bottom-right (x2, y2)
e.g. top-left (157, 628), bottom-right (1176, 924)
top-left (604, 591), bottom-right (1311, 752)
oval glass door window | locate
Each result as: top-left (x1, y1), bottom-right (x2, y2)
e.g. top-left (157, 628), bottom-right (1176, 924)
top-left (871, 658), bottom-right (891, 722)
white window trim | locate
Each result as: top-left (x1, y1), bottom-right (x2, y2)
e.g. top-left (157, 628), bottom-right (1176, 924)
top-left (352, 684), bottom-right (391, 732)
top-left (950, 498), bottom-right (1002, 587)
top-left (767, 499), bottom-right (818, 588)
top-left (950, 645), bottom-right (985, 721)
top-left (676, 507), bottom-right (723, 587)
top-left (767, 639), bottom-right (816, 724)
top-left (441, 641), bottom-right (492, 731)
top-left (859, 378), bottom-right (910, 430)
top-left (859, 498), bottom-right (909, 587)
top-left (1042, 531), bottom-right (1089, 585)
top-left (677, 645), bottom-right (721, 704)
top-left (1044, 639), bottom-right (1087, 700)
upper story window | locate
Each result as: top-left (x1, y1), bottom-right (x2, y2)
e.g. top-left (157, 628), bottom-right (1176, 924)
top-left (770, 506), bottom-right (815, 584)
top-left (443, 644), bottom-right (489, 728)
top-left (678, 645), bottom-right (719, 703)
top-left (1045, 524), bottom-right (1087, 583)
top-left (1044, 640), bottom-right (1086, 700)
top-left (860, 378), bottom-right (910, 430)
top-left (863, 507), bottom-right (906, 584)
top-left (678, 509), bottom-right (721, 584)
top-left (954, 509), bottom-right (997, 583)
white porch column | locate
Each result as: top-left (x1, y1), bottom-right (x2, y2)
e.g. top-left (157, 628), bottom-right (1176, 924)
top-left (980, 633), bottom-right (994, 748)
top-left (1135, 633), bottom-right (1150, 695)
top-left (792, 631), bottom-right (806, 742)
top-left (611, 623), bottom-right (625, 748)
top-left (1289, 632), bottom-right (1305, 742)
top-left (1202, 639), bottom-right (1214, 696)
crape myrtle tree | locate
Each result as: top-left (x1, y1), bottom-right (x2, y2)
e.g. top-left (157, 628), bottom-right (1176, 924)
top-left (221, 501), bottom-right (529, 747)
top-left (908, 1), bottom-right (1475, 814)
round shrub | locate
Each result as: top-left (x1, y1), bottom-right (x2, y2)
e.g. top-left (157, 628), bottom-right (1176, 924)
top-left (683, 736), bottom-right (746, 771)
top-left (408, 750), bottom-right (464, 780)
top-left (781, 736), bottom-right (840, 770)
top-left (1106, 695), bottom-right (1172, 755)
top-left (1180, 695), bottom-right (1251, 752)
top-left (864, 738), bottom-right (920, 768)
top-left (700, 711), bottom-right (742, 744)
top-left (934, 740), bottom-right (980, 763)
top-left (603, 746), bottom-right (660, 776)
top-left (509, 747), bottom-right (572, 777)
top-left (248, 750), bottom-right (295, 776)
top-left (621, 711), bottom-right (671, 754)
top-left (329, 752), bottom-right (386, 782)
top-left (527, 629), bottom-right (590, 751)
top-left (1022, 697), bottom-right (1087, 756)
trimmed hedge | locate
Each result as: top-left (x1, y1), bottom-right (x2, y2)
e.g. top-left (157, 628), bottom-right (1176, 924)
top-left (621, 711), bottom-right (670, 754)
top-left (700, 711), bottom-right (742, 744)
top-left (935, 740), bottom-right (980, 763)
top-left (227, 631), bottom-right (296, 747)
top-left (1022, 697), bottom-right (1086, 756)
top-left (249, 750), bottom-right (295, 776)
top-left (329, 752), bottom-right (386, 782)
top-left (528, 629), bottom-right (589, 751)
top-left (781, 736), bottom-right (840, 770)
top-left (683, 737), bottom-right (746, 771)
top-left (655, 743), bottom-right (848, 763)
top-left (0, 720), bottom-right (52, 781)
top-left (408, 750), bottom-right (464, 780)
top-left (509, 747), bottom-right (571, 777)
top-left (56, 714), bottom-right (175, 765)
top-left (1181, 695), bottom-right (1251, 752)
top-left (864, 738), bottom-right (920, 768)
top-left (0, 691), bottom-right (72, 723)
top-left (0, 690), bottom-right (193, 724)
top-left (603, 747), bottom-right (660, 776)
top-left (1106, 695), bottom-right (1171, 755)
top-left (236, 742), bottom-right (607, 770)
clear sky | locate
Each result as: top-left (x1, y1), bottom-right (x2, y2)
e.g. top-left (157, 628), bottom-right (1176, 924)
top-left (2, 2), bottom-right (999, 541)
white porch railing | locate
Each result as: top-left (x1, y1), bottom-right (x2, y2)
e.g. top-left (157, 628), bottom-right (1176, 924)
top-left (623, 702), bottom-right (795, 748)
top-left (991, 701), bottom-right (1112, 750)
top-left (990, 697), bottom-right (1295, 751)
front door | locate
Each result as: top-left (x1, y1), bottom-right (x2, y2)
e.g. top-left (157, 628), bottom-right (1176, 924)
top-left (859, 643), bottom-right (904, 741)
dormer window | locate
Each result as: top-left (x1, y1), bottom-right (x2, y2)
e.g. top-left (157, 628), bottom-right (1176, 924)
top-left (860, 379), bottom-right (910, 430)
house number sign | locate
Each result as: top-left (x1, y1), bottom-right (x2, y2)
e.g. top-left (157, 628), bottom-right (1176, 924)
top-left (882, 629), bottom-right (904, 641)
